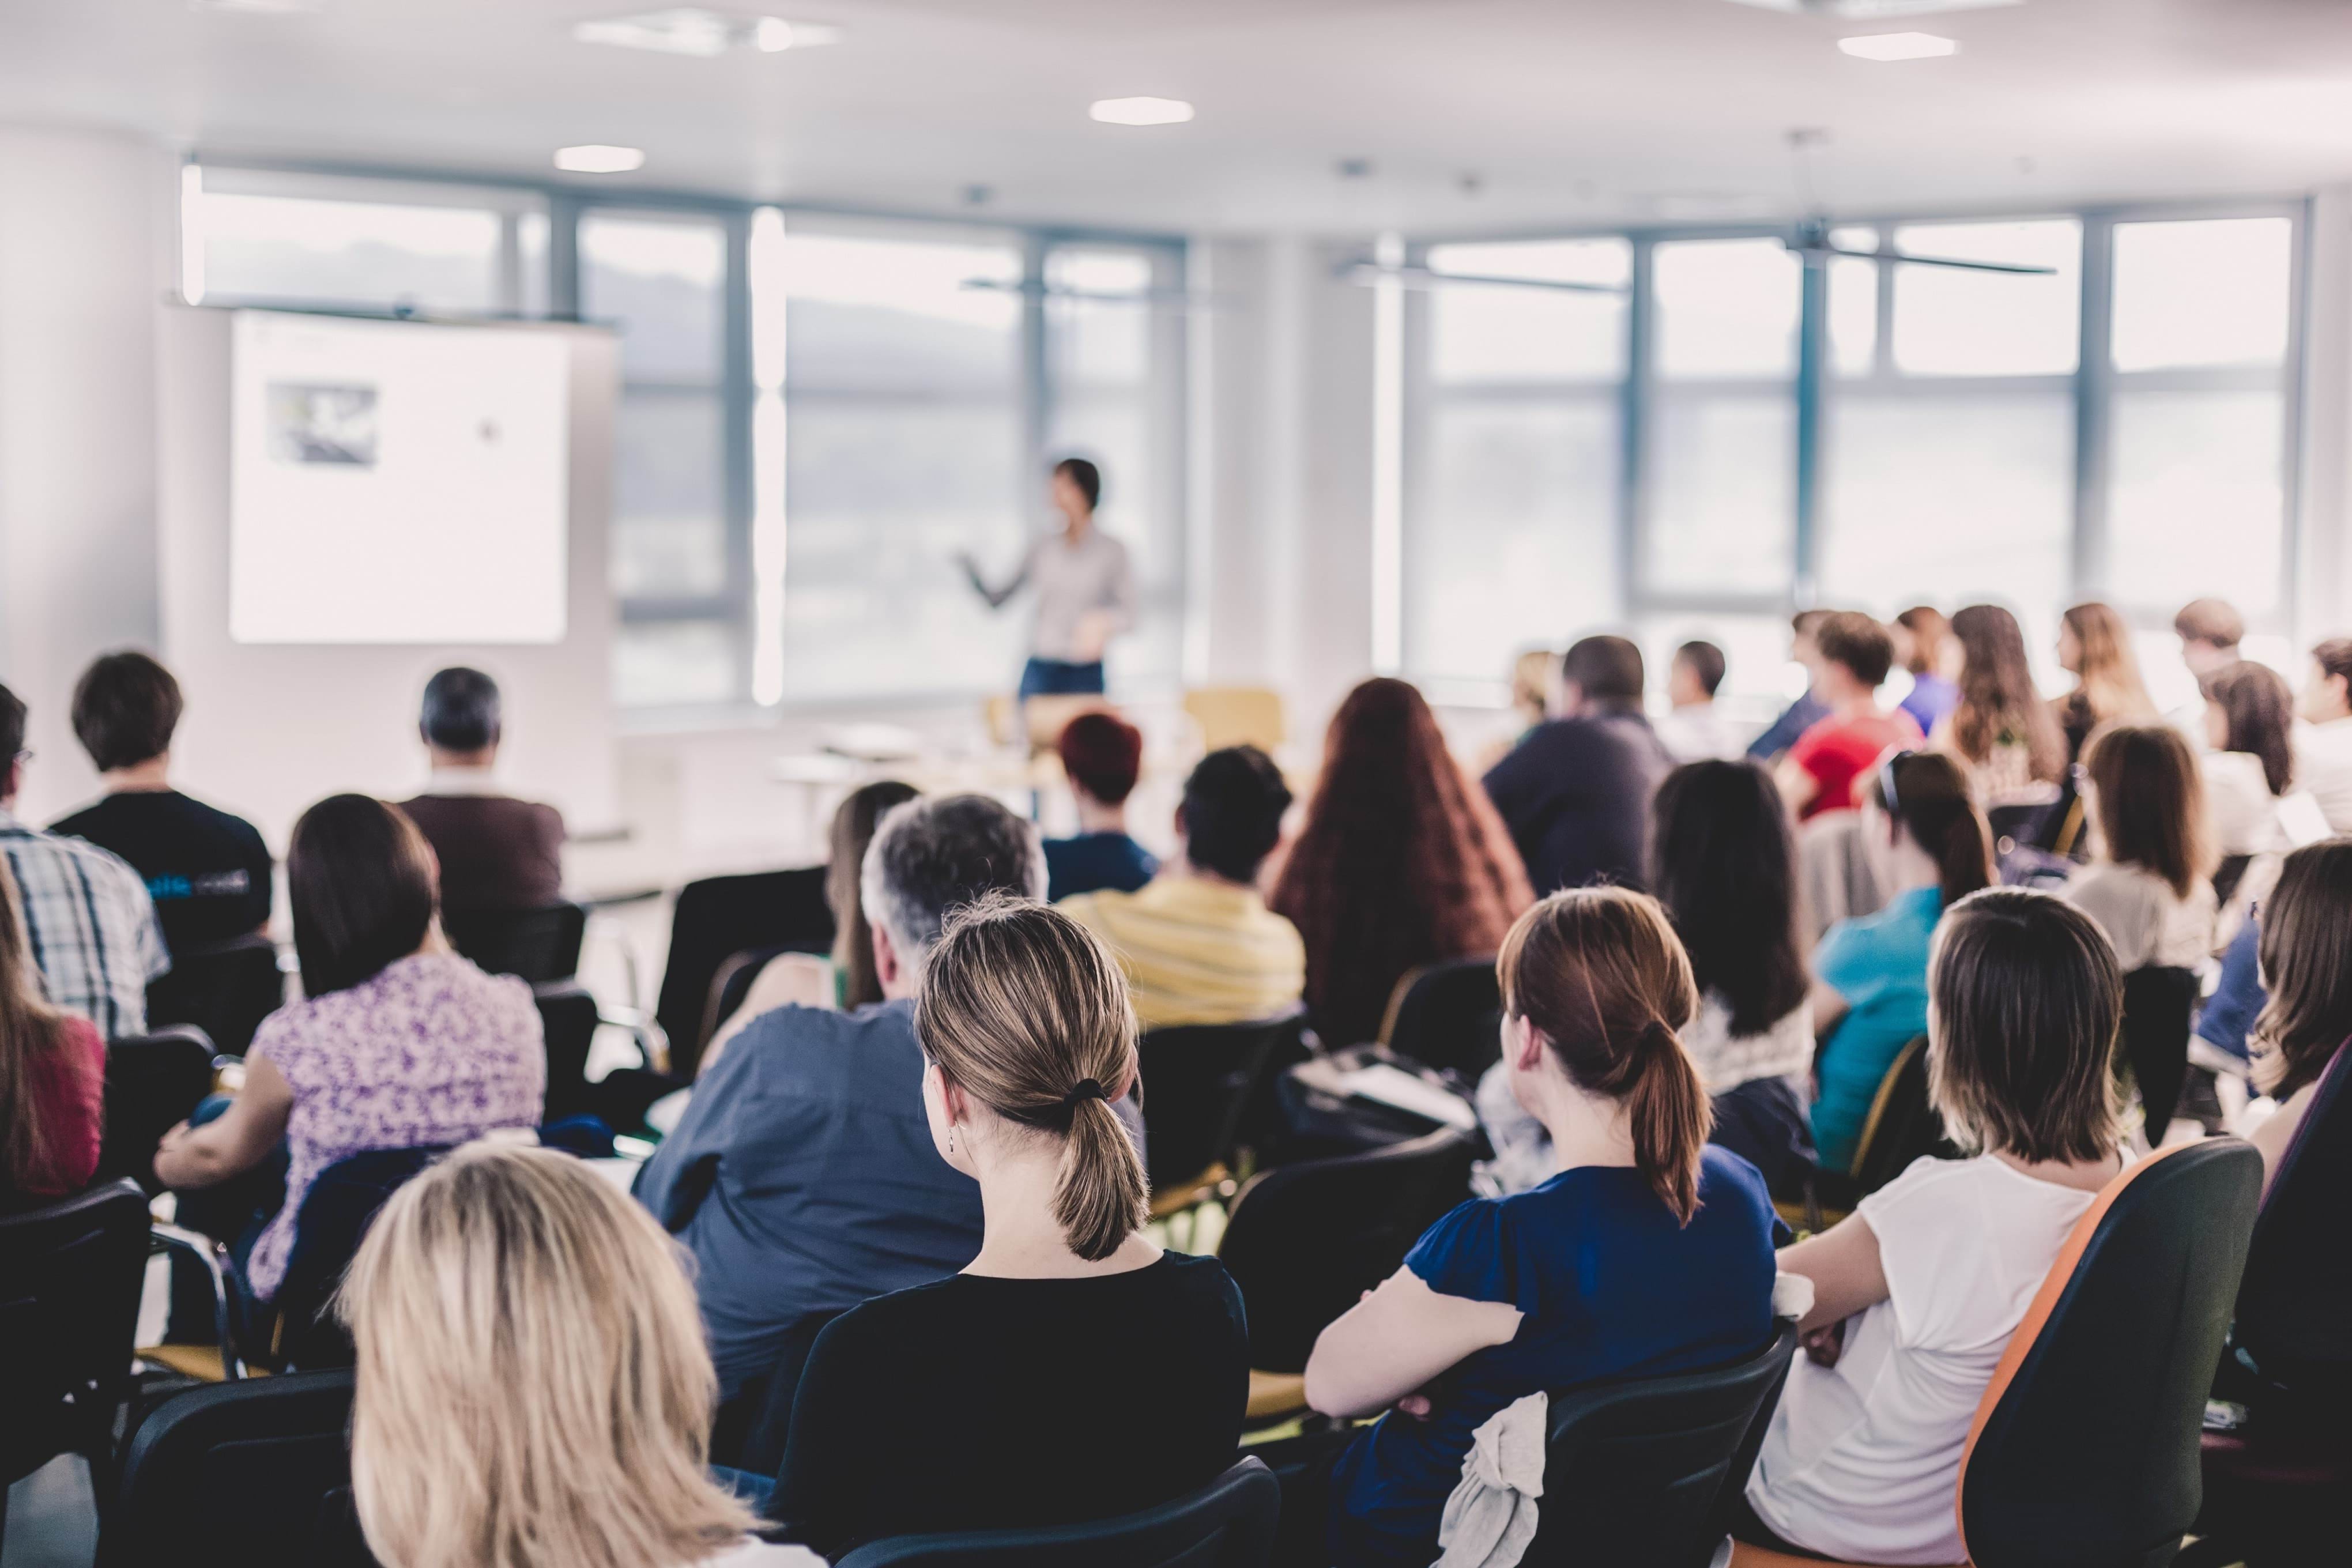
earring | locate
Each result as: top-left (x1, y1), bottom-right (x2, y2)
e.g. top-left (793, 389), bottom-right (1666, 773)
top-left (947, 1126), bottom-right (958, 1156)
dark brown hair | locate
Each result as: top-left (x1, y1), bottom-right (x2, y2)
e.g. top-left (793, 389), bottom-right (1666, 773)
top-left (1674, 641), bottom-right (1726, 699)
top-left (2174, 597), bottom-right (2244, 650)
top-left (2208, 660), bottom-right (2295, 796)
top-left (1651, 761), bottom-right (1808, 1038)
top-left (2251, 840), bottom-right (2352, 1102)
top-left (1271, 679), bottom-right (1533, 1049)
top-left (1051, 456), bottom-right (1101, 511)
top-left (71, 650), bottom-right (183, 773)
top-left (0, 858), bottom-right (75, 1192)
top-left (2082, 724), bottom-right (2214, 900)
top-left (915, 895), bottom-right (1144, 1260)
top-left (1056, 711), bottom-right (1144, 806)
top-left (1497, 888), bottom-right (1709, 1223)
top-left (1813, 612), bottom-right (1895, 689)
top-left (1864, 751), bottom-right (1995, 903)
top-left (1561, 635), bottom-right (1645, 707)
top-left (827, 780), bottom-right (920, 1010)
top-left (289, 795), bottom-right (439, 998)
top-left (1927, 888), bottom-right (2123, 1166)
top-left (1894, 606), bottom-right (1948, 677)
top-left (1950, 604), bottom-right (2065, 785)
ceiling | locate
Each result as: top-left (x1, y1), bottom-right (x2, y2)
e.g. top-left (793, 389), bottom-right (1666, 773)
top-left (6, 0), bottom-right (2352, 234)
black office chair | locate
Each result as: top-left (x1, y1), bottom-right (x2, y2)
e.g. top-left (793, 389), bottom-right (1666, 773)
top-left (2120, 966), bottom-right (2200, 1149)
top-left (713, 1307), bottom-right (846, 1476)
top-left (267, 1147), bottom-right (451, 1372)
top-left (98, 1026), bottom-right (219, 1194)
top-left (0, 1178), bottom-right (149, 1544)
top-left (1379, 956), bottom-right (1503, 1079)
top-left (1138, 1012), bottom-right (1302, 1215)
top-left (100, 1370), bottom-right (357, 1568)
top-left (1808, 1036), bottom-right (1951, 1225)
top-left (833, 1456), bottom-right (1280, 1568)
top-left (655, 866), bottom-right (835, 1081)
top-left (145, 932), bottom-right (285, 1057)
top-left (1524, 1320), bottom-right (1800, 1568)
top-left (441, 900), bottom-right (590, 985)
top-left (533, 981), bottom-right (600, 1122)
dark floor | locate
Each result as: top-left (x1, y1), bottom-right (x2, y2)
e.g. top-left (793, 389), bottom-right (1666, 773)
top-left (3, 1458), bottom-right (96, 1568)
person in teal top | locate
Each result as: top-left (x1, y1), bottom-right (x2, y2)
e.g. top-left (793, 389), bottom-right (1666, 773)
top-left (1810, 751), bottom-right (1995, 1173)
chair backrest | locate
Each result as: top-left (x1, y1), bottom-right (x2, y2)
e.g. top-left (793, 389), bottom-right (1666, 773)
top-left (1183, 687), bottom-right (1287, 755)
top-left (0, 1178), bottom-right (149, 1488)
top-left (2119, 964), bottom-right (2200, 1142)
top-left (1138, 1013), bottom-right (1301, 1192)
top-left (144, 933), bottom-right (284, 1056)
top-left (270, 1147), bottom-right (450, 1371)
top-left (1849, 1036), bottom-right (1952, 1197)
top-left (1378, 956), bottom-right (1503, 1077)
top-left (834, 1456), bottom-right (1280, 1568)
top-left (655, 865), bottom-right (835, 1079)
top-left (100, 1369), bottom-right (357, 1568)
top-left (2233, 1038), bottom-right (2352, 1396)
top-left (1957, 1139), bottom-right (2263, 1568)
top-left (1217, 1125), bottom-right (1477, 1371)
top-left (533, 982), bottom-right (600, 1122)
top-left (440, 900), bottom-right (589, 985)
top-left (99, 1027), bottom-right (219, 1193)
top-left (1523, 1321), bottom-right (1801, 1568)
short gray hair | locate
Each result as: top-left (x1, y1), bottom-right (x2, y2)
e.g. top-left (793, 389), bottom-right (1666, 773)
top-left (860, 794), bottom-right (1047, 962)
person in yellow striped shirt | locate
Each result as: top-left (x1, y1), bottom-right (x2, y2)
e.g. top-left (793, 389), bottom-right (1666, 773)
top-left (1059, 746), bottom-right (1304, 1029)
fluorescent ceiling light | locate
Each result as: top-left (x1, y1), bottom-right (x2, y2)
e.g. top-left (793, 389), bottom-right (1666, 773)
top-left (1839, 30), bottom-right (1959, 58)
top-left (1090, 97), bottom-right (1196, 127)
top-left (1729, 0), bottom-right (2013, 15)
top-left (554, 144), bottom-right (646, 174)
top-left (189, 0), bottom-right (316, 12)
top-left (573, 9), bottom-right (840, 58)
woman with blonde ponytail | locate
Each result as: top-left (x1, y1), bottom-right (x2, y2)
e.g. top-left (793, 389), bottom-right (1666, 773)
top-left (1305, 887), bottom-right (1782, 1567)
top-left (770, 894), bottom-right (1247, 1559)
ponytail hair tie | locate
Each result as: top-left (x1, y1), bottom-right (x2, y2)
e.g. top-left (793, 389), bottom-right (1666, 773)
top-left (1060, 1077), bottom-right (1109, 1110)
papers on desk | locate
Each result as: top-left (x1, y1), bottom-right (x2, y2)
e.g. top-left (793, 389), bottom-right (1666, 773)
top-left (1333, 1062), bottom-right (1480, 1130)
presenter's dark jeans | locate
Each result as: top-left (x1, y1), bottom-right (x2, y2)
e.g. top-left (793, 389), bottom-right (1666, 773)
top-left (1019, 658), bottom-right (1106, 700)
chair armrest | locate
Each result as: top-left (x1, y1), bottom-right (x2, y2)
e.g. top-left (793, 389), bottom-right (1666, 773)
top-left (148, 1223), bottom-right (246, 1382)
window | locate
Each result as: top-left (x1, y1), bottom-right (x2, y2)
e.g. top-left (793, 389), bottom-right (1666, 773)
top-left (1889, 219), bottom-right (2080, 377)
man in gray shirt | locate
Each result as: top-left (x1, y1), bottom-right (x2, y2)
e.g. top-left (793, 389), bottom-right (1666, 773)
top-left (962, 456), bottom-right (1136, 700)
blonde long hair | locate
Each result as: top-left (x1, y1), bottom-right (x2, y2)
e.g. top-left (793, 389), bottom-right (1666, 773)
top-left (2061, 602), bottom-right (2159, 729)
top-left (0, 857), bottom-right (71, 1191)
top-left (337, 1144), bottom-right (757, 1568)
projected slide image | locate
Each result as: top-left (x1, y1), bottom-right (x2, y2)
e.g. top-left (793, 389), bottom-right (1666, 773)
top-left (266, 382), bottom-right (379, 467)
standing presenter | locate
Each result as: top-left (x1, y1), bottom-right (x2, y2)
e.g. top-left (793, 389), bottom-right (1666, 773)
top-left (960, 457), bottom-right (1136, 700)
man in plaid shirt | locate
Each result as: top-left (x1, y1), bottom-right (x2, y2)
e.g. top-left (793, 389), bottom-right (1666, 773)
top-left (1, 683), bottom-right (168, 1038)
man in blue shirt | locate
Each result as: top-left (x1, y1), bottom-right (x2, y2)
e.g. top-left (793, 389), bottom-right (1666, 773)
top-left (1748, 609), bottom-right (1833, 763)
top-left (635, 793), bottom-right (1046, 1399)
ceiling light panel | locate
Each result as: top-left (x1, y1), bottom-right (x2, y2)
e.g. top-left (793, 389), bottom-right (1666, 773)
top-left (1839, 31), bottom-right (1960, 58)
top-left (555, 144), bottom-right (647, 173)
top-left (1727, 0), bottom-right (2014, 15)
top-left (572, 8), bottom-right (840, 57)
top-left (1090, 97), bottom-right (1195, 126)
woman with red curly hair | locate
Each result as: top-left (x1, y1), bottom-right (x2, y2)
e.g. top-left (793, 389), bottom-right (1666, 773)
top-left (1270, 678), bottom-right (1533, 1049)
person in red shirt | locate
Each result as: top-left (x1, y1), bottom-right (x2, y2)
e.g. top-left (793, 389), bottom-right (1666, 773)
top-left (1, 858), bottom-right (105, 1205)
top-left (1778, 612), bottom-right (1924, 821)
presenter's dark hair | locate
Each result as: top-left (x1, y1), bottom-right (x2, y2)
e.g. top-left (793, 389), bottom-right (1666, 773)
top-left (1652, 760), bottom-right (1807, 1038)
top-left (1058, 711), bottom-right (1144, 806)
top-left (1180, 746), bottom-right (1291, 884)
top-left (420, 667), bottom-right (502, 754)
top-left (1561, 635), bottom-right (1645, 706)
top-left (289, 794), bottom-right (439, 998)
top-left (1052, 457), bottom-right (1102, 511)
top-left (72, 651), bottom-right (184, 773)
top-left (1675, 641), bottom-right (1726, 699)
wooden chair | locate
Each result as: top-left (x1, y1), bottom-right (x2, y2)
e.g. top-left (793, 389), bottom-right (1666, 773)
top-left (1183, 687), bottom-right (1285, 755)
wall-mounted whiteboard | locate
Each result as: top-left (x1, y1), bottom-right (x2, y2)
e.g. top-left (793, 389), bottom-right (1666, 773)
top-left (229, 311), bottom-right (570, 644)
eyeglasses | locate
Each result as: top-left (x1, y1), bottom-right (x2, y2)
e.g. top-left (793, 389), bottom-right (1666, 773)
top-left (1879, 748), bottom-right (1920, 815)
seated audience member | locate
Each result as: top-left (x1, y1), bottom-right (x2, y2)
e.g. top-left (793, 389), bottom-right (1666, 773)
top-left (1311, 887), bottom-right (1781, 1567)
top-left (774, 897), bottom-right (1246, 1558)
top-left (1939, 603), bottom-right (2066, 810)
top-left (398, 666), bottom-right (566, 913)
top-left (1778, 612), bottom-right (1922, 821)
top-left (1483, 635), bottom-right (1676, 894)
top-left (1043, 710), bottom-right (1159, 901)
top-left (2063, 725), bottom-right (2217, 972)
top-left (2243, 840), bottom-right (2352, 1187)
top-left (2052, 602), bottom-right (2159, 767)
top-left (1271, 679), bottom-right (1531, 1050)
top-left (1480, 760), bottom-right (1816, 1196)
top-left (2193, 915), bottom-right (2263, 1077)
top-left (2294, 638), bottom-right (2352, 834)
top-left (50, 651), bottom-right (272, 955)
top-left (701, 779), bottom-right (919, 1069)
top-left (2202, 660), bottom-right (2296, 880)
top-left (338, 1145), bottom-right (821, 1568)
top-left (1747, 610), bottom-right (1832, 762)
top-left (1061, 746), bottom-right (1303, 1028)
top-left (1810, 752), bottom-right (1993, 1174)
top-left (1654, 639), bottom-right (1743, 762)
top-left (0, 860), bottom-right (104, 1204)
top-left (153, 794), bottom-right (544, 1302)
top-left (0, 683), bottom-right (167, 1038)
top-left (635, 794), bottom-right (1041, 1400)
top-left (1737, 889), bottom-right (2128, 1566)
top-left (2172, 596), bottom-right (2246, 744)
top-left (1893, 606), bottom-right (1959, 737)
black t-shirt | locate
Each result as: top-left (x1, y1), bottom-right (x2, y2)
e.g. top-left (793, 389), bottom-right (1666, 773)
top-left (772, 1250), bottom-right (1249, 1558)
top-left (50, 790), bottom-right (273, 954)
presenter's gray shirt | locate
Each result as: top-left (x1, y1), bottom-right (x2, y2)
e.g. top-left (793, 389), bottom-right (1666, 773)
top-left (635, 998), bottom-right (984, 1398)
top-left (971, 528), bottom-right (1137, 662)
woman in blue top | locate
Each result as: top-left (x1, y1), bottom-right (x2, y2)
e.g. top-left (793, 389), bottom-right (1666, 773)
top-left (1808, 751), bottom-right (1995, 1171)
top-left (1307, 887), bottom-right (1782, 1566)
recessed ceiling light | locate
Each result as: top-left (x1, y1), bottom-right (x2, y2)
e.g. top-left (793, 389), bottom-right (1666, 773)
top-left (555, 144), bottom-right (646, 174)
top-left (1839, 30), bottom-right (1959, 58)
top-left (188, 0), bottom-right (315, 12)
top-left (573, 8), bottom-right (840, 58)
top-left (1728, 0), bottom-right (2014, 15)
top-left (1089, 97), bottom-right (1195, 127)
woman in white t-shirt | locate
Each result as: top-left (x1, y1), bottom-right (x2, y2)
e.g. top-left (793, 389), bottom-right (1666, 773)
top-left (1736, 888), bottom-right (2128, 1566)
top-left (2202, 661), bottom-right (2296, 861)
top-left (2063, 724), bottom-right (2217, 973)
top-left (338, 1144), bottom-right (824, 1568)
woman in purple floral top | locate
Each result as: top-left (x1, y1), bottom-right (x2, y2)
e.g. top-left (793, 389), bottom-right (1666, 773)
top-left (156, 794), bottom-right (544, 1301)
